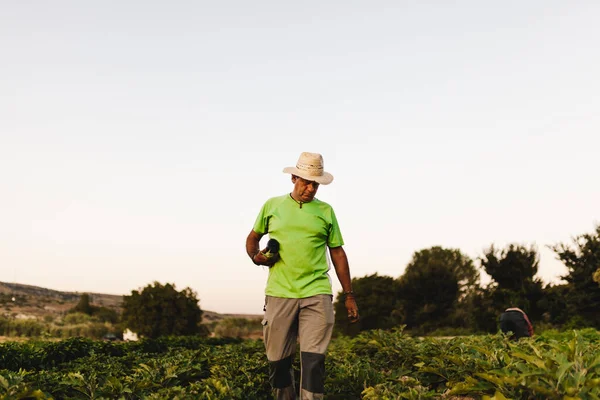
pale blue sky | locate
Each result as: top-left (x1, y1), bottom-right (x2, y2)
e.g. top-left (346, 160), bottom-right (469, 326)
top-left (1, 1), bottom-right (599, 313)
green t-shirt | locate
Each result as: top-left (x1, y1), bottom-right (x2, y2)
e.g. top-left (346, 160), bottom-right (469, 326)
top-left (253, 194), bottom-right (344, 298)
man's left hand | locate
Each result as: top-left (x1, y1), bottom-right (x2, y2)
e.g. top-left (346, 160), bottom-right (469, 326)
top-left (345, 295), bottom-right (359, 323)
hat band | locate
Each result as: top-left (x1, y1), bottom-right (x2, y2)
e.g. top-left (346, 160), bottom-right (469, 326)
top-left (296, 162), bottom-right (324, 177)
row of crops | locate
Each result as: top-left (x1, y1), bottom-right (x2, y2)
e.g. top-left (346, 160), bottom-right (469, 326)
top-left (1, 329), bottom-right (600, 399)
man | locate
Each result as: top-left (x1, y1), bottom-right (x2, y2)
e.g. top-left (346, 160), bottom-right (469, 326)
top-left (499, 307), bottom-right (534, 340)
top-left (246, 151), bottom-right (359, 400)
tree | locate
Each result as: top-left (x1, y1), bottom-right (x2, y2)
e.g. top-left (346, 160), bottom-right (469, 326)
top-left (94, 306), bottom-right (119, 323)
top-left (71, 293), bottom-right (93, 315)
top-left (69, 293), bottom-right (119, 323)
top-left (551, 225), bottom-right (600, 328)
top-left (406, 247), bottom-right (479, 298)
top-left (334, 273), bottom-right (400, 336)
top-left (121, 282), bottom-right (205, 338)
top-left (479, 244), bottom-right (544, 320)
top-left (480, 244), bottom-right (541, 293)
top-left (68, 293), bottom-right (119, 324)
top-left (462, 287), bottom-right (499, 333)
top-left (396, 247), bottom-right (474, 332)
top-left (537, 283), bottom-right (573, 326)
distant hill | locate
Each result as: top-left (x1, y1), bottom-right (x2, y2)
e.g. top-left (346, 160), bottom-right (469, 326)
top-left (0, 281), bottom-right (260, 323)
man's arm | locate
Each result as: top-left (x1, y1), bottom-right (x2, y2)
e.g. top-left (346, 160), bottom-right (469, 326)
top-left (246, 230), bottom-right (263, 261)
top-left (246, 230), bottom-right (274, 266)
top-left (329, 246), bottom-right (359, 322)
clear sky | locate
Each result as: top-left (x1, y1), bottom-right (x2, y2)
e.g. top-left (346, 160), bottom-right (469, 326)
top-left (2, 1), bottom-right (599, 314)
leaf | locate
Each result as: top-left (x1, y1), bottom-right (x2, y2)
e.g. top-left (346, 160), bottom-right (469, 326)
top-left (585, 392), bottom-right (600, 400)
top-left (527, 383), bottom-right (555, 396)
top-left (31, 390), bottom-right (48, 399)
top-left (527, 342), bottom-right (544, 360)
top-left (444, 355), bottom-right (464, 366)
top-left (472, 346), bottom-right (493, 357)
top-left (511, 352), bottom-right (547, 370)
top-left (501, 353), bottom-right (512, 365)
top-left (588, 354), bottom-right (600, 371)
top-left (446, 381), bottom-right (479, 395)
top-left (491, 391), bottom-right (509, 400)
top-left (556, 361), bottom-right (575, 384)
top-left (475, 372), bottom-right (505, 386)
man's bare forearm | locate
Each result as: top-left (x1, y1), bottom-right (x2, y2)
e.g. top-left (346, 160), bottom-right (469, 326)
top-left (329, 246), bottom-right (353, 292)
top-left (246, 230), bottom-right (263, 260)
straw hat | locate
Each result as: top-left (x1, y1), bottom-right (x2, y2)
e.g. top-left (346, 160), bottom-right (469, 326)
top-left (283, 152), bottom-right (334, 185)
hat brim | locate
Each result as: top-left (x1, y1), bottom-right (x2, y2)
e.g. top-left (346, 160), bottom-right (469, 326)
top-left (283, 167), bottom-right (334, 185)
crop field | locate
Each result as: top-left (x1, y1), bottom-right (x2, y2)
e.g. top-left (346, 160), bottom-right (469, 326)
top-left (1, 329), bottom-right (599, 399)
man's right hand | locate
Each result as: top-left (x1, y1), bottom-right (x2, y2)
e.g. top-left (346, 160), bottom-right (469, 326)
top-left (252, 249), bottom-right (279, 267)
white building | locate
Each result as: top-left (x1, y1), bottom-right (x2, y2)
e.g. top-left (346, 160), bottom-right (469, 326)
top-left (123, 328), bottom-right (139, 341)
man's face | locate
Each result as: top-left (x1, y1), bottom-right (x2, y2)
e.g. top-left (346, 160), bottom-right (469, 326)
top-left (292, 176), bottom-right (320, 203)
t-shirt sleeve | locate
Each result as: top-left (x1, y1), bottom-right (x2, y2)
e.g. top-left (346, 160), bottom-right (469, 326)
top-left (327, 207), bottom-right (344, 247)
top-left (252, 201), bottom-right (270, 234)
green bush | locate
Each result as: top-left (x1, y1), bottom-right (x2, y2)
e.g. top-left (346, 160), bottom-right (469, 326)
top-left (63, 313), bottom-right (92, 325)
top-left (213, 318), bottom-right (262, 338)
top-left (0, 318), bottom-right (46, 337)
top-left (2, 329), bottom-right (600, 398)
top-left (0, 317), bottom-right (10, 335)
top-left (92, 306), bottom-right (119, 323)
top-left (418, 326), bottom-right (476, 337)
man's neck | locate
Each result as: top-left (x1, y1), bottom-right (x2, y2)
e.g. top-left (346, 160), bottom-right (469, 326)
top-left (289, 192), bottom-right (305, 208)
